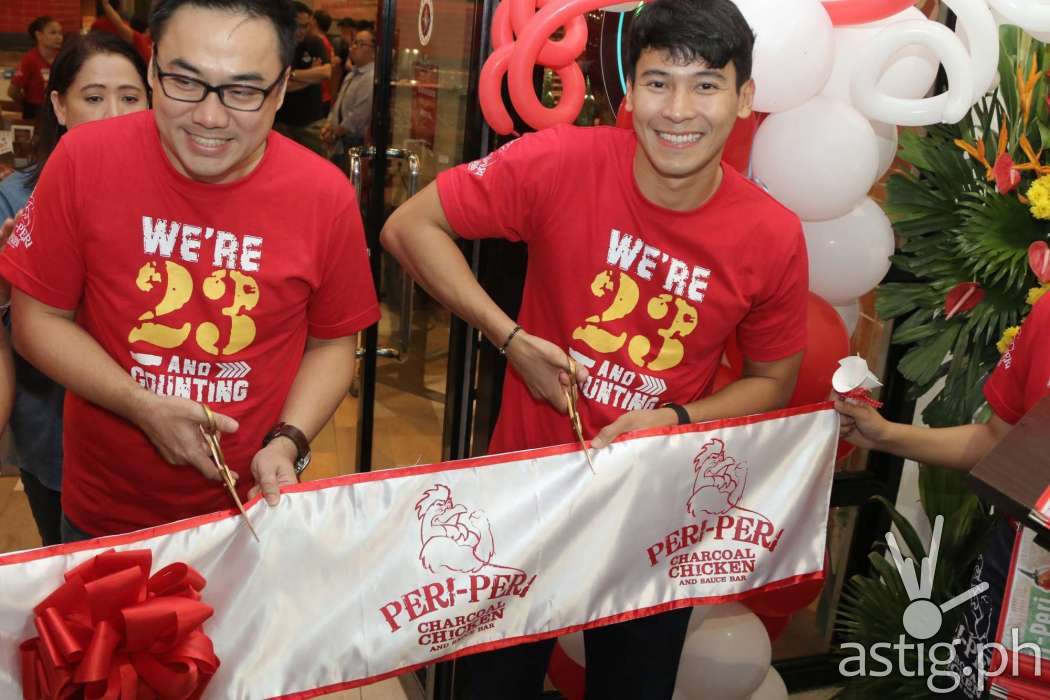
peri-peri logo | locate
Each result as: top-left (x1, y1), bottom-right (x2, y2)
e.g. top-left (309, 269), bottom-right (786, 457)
top-left (378, 484), bottom-right (537, 651)
top-left (645, 439), bottom-right (783, 586)
top-left (7, 193), bottom-right (35, 249)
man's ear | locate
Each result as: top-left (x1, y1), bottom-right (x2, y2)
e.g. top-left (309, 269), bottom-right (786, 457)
top-left (736, 78), bottom-right (755, 119)
top-left (624, 78), bottom-right (634, 112)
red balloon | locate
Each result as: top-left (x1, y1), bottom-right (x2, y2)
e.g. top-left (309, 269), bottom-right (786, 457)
top-left (789, 293), bottom-right (851, 407)
top-left (548, 641), bottom-right (585, 700)
top-left (820, 0), bottom-right (915, 26)
top-left (754, 612), bottom-right (791, 642)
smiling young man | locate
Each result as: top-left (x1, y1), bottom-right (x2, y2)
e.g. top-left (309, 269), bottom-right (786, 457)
top-left (0, 0), bottom-right (377, 542)
top-left (380, 0), bottom-right (806, 696)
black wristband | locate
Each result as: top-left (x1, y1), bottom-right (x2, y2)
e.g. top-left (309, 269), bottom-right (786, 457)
top-left (498, 325), bottom-right (522, 355)
top-left (663, 402), bottom-right (691, 425)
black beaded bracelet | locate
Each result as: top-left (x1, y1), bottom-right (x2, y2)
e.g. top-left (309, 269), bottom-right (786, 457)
top-left (663, 402), bottom-right (691, 425)
top-left (498, 325), bottom-right (523, 355)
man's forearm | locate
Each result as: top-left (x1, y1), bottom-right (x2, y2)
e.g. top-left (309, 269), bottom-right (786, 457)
top-left (382, 194), bottom-right (517, 347)
top-left (291, 64), bottom-right (332, 85)
top-left (682, 375), bottom-right (793, 424)
top-left (878, 422), bottom-right (1002, 472)
top-left (11, 292), bottom-right (150, 422)
top-left (276, 335), bottom-right (357, 441)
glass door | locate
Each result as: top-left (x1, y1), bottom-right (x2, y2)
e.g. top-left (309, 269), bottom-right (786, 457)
top-left (352, 0), bottom-right (487, 473)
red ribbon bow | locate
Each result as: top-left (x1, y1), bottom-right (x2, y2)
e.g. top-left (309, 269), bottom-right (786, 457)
top-left (842, 387), bottom-right (884, 409)
top-left (19, 549), bottom-right (219, 700)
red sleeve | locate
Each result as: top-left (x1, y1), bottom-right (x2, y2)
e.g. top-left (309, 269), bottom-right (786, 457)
top-left (984, 297), bottom-right (1048, 424)
top-left (0, 140), bottom-right (84, 310)
top-left (736, 220), bottom-right (809, 361)
top-left (435, 127), bottom-right (563, 243)
top-left (306, 197), bottom-right (379, 338)
top-left (11, 53), bottom-right (31, 89)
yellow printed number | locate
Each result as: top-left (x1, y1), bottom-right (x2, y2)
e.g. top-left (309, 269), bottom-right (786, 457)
top-left (196, 270), bottom-right (260, 356)
top-left (573, 270), bottom-right (698, 373)
top-left (571, 270), bottom-right (639, 353)
top-left (129, 262), bottom-right (260, 356)
top-left (128, 261), bottom-right (193, 348)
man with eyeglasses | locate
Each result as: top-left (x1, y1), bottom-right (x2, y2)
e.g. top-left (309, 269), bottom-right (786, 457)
top-left (274, 1), bottom-right (332, 156)
top-left (322, 29), bottom-right (376, 171)
top-left (0, 0), bottom-right (378, 542)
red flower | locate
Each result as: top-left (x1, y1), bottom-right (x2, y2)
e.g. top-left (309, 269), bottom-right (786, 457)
top-left (1030, 241), bottom-right (1050, 284)
top-left (994, 152), bottom-right (1021, 194)
top-left (944, 282), bottom-right (985, 320)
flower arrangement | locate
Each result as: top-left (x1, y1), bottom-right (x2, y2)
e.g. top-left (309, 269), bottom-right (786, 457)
top-left (878, 27), bottom-right (1050, 429)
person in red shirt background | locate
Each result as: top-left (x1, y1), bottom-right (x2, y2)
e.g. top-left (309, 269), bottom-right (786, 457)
top-left (837, 294), bottom-right (1050, 697)
top-left (91, 0), bottom-right (152, 64)
top-left (8, 16), bottom-right (64, 121)
top-left (382, 0), bottom-right (807, 697)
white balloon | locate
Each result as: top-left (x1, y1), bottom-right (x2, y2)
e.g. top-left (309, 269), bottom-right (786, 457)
top-left (751, 96), bottom-right (879, 221)
top-left (833, 301), bottom-right (861, 335)
top-left (804, 198), bottom-right (895, 305)
top-left (944, 0), bottom-right (1000, 99)
top-left (822, 7), bottom-right (938, 105)
top-left (987, 0), bottom-right (1050, 33)
top-left (748, 667), bottom-right (789, 700)
top-left (872, 120), bottom-right (898, 179)
top-left (601, 2), bottom-right (640, 11)
top-left (851, 20), bottom-right (975, 126)
top-left (673, 603), bottom-right (771, 699)
top-left (558, 632), bottom-right (586, 666)
top-left (985, 7), bottom-right (1050, 48)
top-left (731, 0), bottom-right (834, 113)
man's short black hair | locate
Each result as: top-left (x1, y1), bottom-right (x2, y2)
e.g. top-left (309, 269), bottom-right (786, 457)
top-left (626, 0), bottom-right (754, 89)
top-left (314, 9), bottom-right (332, 31)
top-left (150, 0), bottom-right (297, 67)
top-left (292, 1), bottom-right (312, 16)
top-left (337, 17), bottom-right (356, 28)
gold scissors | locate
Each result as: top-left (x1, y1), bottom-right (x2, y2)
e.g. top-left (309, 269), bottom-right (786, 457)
top-left (563, 356), bottom-right (595, 473)
top-left (199, 403), bottom-right (260, 541)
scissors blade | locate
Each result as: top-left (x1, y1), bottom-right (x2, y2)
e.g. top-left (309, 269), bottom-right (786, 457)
top-left (564, 357), bottom-right (594, 473)
top-left (199, 419), bottom-right (260, 542)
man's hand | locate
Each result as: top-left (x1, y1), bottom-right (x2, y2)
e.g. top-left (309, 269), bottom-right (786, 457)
top-left (835, 398), bottom-right (892, 450)
top-left (134, 393), bottom-right (239, 481)
top-left (320, 122), bottom-right (334, 144)
top-left (1, 212), bottom-right (17, 248)
top-left (503, 330), bottom-right (588, 414)
top-left (591, 406), bottom-right (678, 449)
top-left (248, 438), bottom-right (298, 507)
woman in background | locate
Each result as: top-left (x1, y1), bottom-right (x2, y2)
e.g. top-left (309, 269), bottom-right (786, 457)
top-left (0, 33), bottom-right (149, 546)
top-left (7, 16), bottom-right (64, 120)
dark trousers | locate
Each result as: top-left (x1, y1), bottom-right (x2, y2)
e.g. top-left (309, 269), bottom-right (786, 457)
top-left (454, 607), bottom-right (692, 700)
top-left (20, 469), bottom-right (61, 546)
top-left (60, 513), bottom-right (94, 544)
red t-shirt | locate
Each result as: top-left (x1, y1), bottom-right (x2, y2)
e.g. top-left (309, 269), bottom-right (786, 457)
top-left (0, 110), bottom-right (379, 535)
top-left (984, 296), bottom-right (1050, 424)
top-left (318, 33), bottom-right (334, 105)
top-left (437, 125), bottom-right (808, 454)
top-left (12, 48), bottom-right (51, 108)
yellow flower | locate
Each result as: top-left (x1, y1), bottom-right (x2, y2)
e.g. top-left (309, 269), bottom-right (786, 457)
top-left (1028, 284), bottom-right (1050, 305)
top-left (1027, 175), bottom-right (1050, 219)
top-left (997, 325), bottom-right (1021, 353)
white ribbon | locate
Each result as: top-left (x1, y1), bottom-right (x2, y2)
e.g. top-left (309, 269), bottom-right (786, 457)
top-left (0, 405), bottom-right (837, 699)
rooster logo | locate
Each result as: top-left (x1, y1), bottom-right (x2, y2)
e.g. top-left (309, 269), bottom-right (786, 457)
top-left (415, 485), bottom-right (524, 575)
top-left (686, 438), bottom-right (749, 517)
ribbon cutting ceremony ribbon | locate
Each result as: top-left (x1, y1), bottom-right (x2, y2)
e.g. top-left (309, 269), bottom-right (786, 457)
top-left (0, 404), bottom-right (836, 699)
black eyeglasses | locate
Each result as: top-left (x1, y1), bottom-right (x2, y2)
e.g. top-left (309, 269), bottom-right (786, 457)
top-left (153, 49), bottom-right (286, 113)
